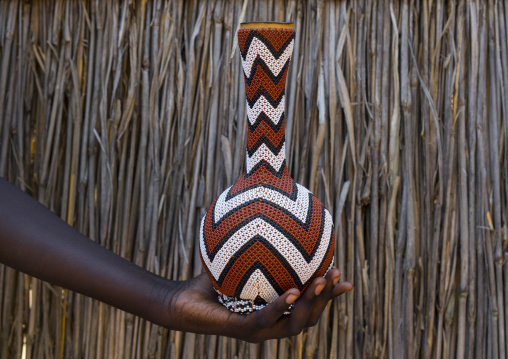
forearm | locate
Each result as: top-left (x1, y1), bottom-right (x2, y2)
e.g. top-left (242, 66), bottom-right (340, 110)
top-left (0, 177), bottom-right (354, 341)
top-left (0, 178), bottom-right (176, 327)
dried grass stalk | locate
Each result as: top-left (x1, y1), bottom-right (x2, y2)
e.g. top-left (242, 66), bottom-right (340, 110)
top-left (0, 1), bottom-right (507, 358)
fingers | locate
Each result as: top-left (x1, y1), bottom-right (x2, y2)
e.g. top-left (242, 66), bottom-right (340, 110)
top-left (332, 281), bottom-right (354, 296)
top-left (249, 279), bottom-right (329, 339)
top-left (237, 288), bottom-right (301, 342)
top-left (324, 269), bottom-right (353, 298)
top-left (295, 269), bottom-right (353, 327)
top-left (231, 270), bottom-right (354, 342)
top-left (287, 275), bottom-right (329, 328)
top-left (246, 288), bottom-right (300, 330)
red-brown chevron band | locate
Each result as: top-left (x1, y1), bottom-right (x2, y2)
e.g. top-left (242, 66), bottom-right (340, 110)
top-left (199, 27), bottom-right (335, 314)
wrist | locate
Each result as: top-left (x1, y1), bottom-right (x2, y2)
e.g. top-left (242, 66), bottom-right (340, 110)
top-left (144, 276), bottom-right (185, 329)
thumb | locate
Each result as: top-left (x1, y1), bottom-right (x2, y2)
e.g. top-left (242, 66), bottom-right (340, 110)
top-left (246, 289), bottom-right (300, 329)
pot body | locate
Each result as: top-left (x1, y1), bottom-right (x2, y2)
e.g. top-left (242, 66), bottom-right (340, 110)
top-left (199, 24), bottom-right (334, 313)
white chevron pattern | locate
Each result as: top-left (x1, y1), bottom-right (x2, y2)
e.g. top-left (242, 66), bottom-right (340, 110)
top-left (246, 142), bottom-right (286, 174)
top-left (200, 28), bottom-right (335, 313)
top-left (241, 37), bottom-right (294, 78)
top-left (213, 183), bottom-right (310, 224)
top-left (200, 214), bottom-right (333, 284)
top-left (247, 95), bottom-right (285, 125)
top-left (240, 269), bottom-right (279, 304)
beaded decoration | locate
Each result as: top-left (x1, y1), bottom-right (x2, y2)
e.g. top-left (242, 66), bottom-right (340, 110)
top-left (199, 25), bottom-right (335, 314)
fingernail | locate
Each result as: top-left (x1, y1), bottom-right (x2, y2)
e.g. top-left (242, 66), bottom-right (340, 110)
top-left (286, 293), bottom-right (299, 304)
top-left (333, 277), bottom-right (340, 285)
top-left (315, 284), bottom-right (325, 296)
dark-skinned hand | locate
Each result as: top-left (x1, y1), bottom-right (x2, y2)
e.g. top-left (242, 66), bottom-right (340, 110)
top-left (168, 270), bottom-right (352, 342)
top-left (0, 177), bottom-right (352, 342)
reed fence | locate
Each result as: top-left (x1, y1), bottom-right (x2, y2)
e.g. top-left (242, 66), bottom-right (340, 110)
top-left (0, 0), bottom-right (507, 358)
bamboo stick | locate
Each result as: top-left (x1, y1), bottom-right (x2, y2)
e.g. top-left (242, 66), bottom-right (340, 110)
top-left (455, 2), bottom-right (469, 358)
top-left (488, 1), bottom-right (507, 357)
top-left (0, 1), bottom-right (18, 177)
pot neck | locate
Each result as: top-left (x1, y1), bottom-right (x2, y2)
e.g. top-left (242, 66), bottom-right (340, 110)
top-left (237, 26), bottom-right (295, 179)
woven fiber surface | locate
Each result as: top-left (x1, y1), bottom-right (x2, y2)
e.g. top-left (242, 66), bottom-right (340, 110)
top-left (199, 27), bottom-right (335, 314)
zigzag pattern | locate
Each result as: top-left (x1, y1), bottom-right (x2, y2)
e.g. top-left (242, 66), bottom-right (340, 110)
top-left (201, 211), bottom-right (333, 285)
top-left (243, 58), bottom-right (290, 88)
top-left (247, 135), bottom-right (285, 158)
top-left (247, 112), bottom-right (285, 132)
top-left (246, 95), bottom-right (285, 126)
top-left (246, 142), bottom-right (286, 174)
top-left (240, 36), bottom-right (294, 78)
top-left (200, 26), bottom-right (335, 314)
top-left (238, 28), bottom-right (294, 178)
top-left (211, 183), bottom-right (313, 236)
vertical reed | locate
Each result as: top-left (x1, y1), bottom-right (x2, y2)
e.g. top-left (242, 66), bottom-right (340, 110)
top-left (0, 1), bottom-right (507, 358)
